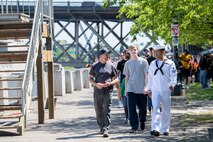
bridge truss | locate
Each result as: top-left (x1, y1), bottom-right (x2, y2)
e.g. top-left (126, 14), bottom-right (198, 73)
top-left (0, 1), bottom-right (158, 67)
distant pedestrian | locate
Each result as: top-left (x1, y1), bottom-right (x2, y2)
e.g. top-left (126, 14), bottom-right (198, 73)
top-left (120, 77), bottom-right (129, 123)
top-left (193, 58), bottom-right (199, 82)
top-left (112, 56), bottom-right (122, 108)
top-left (206, 56), bottom-right (212, 88)
top-left (146, 47), bottom-right (156, 113)
top-left (89, 49), bottom-right (118, 137)
top-left (117, 49), bottom-right (130, 85)
top-left (179, 49), bottom-right (192, 88)
top-left (147, 45), bottom-right (177, 137)
top-left (86, 63), bottom-right (91, 68)
top-left (199, 55), bottom-right (207, 88)
top-left (123, 45), bottom-right (149, 133)
top-left (117, 49), bottom-right (130, 122)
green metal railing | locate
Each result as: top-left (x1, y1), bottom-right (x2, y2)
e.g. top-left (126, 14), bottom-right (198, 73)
top-left (0, 1), bottom-right (119, 15)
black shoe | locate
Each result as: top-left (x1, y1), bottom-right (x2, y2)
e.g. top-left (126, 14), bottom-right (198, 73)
top-left (150, 130), bottom-right (160, 137)
top-left (140, 123), bottom-right (145, 130)
top-left (150, 130), bottom-right (154, 135)
top-left (129, 128), bottom-right (137, 133)
top-left (103, 130), bottom-right (109, 137)
top-left (163, 132), bottom-right (169, 136)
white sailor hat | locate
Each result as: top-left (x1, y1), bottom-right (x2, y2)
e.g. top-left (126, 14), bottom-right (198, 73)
top-left (153, 45), bottom-right (165, 50)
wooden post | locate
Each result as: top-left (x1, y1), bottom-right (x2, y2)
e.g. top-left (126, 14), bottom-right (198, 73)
top-left (46, 37), bottom-right (54, 119)
top-left (48, 61), bottom-right (54, 119)
top-left (36, 43), bottom-right (45, 124)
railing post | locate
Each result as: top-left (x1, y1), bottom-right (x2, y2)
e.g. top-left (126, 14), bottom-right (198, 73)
top-left (48, 0), bottom-right (54, 36)
top-left (28, 0), bottom-right (30, 15)
top-left (6, 0), bottom-right (8, 13)
top-left (67, 1), bottom-right (70, 13)
top-left (17, 0), bottom-right (19, 13)
top-left (10, 1), bottom-right (13, 13)
top-left (1, 0), bottom-right (3, 14)
top-left (22, 0), bottom-right (24, 13)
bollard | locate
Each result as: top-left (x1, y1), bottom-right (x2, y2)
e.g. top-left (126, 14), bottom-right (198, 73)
top-left (73, 70), bottom-right (83, 91)
top-left (54, 67), bottom-right (65, 96)
top-left (82, 69), bottom-right (91, 88)
top-left (65, 70), bottom-right (74, 93)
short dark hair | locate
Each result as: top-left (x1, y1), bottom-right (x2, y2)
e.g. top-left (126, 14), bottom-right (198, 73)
top-left (149, 47), bottom-right (153, 51)
top-left (98, 49), bottom-right (110, 57)
top-left (123, 49), bottom-right (130, 55)
top-left (184, 49), bottom-right (188, 53)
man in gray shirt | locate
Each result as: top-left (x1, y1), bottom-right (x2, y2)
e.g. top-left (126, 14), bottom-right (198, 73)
top-left (123, 45), bottom-right (149, 133)
top-left (89, 49), bottom-right (118, 137)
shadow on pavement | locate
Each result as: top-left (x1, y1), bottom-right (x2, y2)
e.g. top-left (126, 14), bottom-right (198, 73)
top-left (0, 131), bottom-right (19, 137)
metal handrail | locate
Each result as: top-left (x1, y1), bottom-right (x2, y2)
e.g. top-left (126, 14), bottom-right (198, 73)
top-left (0, 1), bottom-right (119, 14)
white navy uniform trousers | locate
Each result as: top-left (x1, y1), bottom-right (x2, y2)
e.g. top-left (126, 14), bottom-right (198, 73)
top-left (147, 59), bottom-right (177, 133)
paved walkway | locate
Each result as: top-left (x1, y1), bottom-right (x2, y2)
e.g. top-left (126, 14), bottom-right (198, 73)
top-left (1, 88), bottom-right (213, 142)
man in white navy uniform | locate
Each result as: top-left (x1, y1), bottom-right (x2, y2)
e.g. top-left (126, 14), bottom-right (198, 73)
top-left (147, 45), bottom-right (177, 137)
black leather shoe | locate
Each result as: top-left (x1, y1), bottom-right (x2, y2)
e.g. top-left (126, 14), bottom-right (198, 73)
top-left (150, 130), bottom-right (160, 136)
top-left (163, 132), bottom-right (169, 136)
top-left (140, 123), bottom-right (145, 130)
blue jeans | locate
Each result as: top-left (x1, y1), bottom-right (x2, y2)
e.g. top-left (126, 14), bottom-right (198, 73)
top-left (147, 96), bottom-right (152, 111)
top-left (127, 92), bottom-right (147, 130)
top-left (194, 70), bottom-right (200, 82)
top-left (200, 70), bottom-right (207, 88)
top-left (121, 96), bottom-right (129, 120)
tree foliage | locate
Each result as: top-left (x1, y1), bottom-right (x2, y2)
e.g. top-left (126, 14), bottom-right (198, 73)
top-left (103, 0), bottom-right (213, 46)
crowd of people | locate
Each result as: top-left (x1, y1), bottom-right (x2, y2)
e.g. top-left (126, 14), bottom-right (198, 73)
top-left (88, 44), bottom-right (212, 138)
top-left (89, 44), bottom-right (180, 138)
top-left (179, 50), bottom-right (213, 89)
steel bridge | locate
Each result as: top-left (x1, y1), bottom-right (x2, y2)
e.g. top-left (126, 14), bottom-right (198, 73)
top-left (0, 1), bottom-right (158, 67)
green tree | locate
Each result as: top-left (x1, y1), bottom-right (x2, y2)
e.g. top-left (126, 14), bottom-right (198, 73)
top-left (103, 0), bottom-right (213, 46)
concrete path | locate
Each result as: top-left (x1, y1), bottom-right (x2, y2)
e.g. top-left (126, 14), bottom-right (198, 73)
top-left (0, 88), bottom-right (213, 142)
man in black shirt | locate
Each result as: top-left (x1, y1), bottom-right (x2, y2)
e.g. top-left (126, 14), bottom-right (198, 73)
top-left (117, 49), bottom-right (130, 84)
top-left (116, 49), bottom-right (130, 123)
top-left (147, 47), bottom-right (156, 65)
top-left (146, 47), bottom-right (156, 113)
top-left (89, 49), bottom-right (118, 137)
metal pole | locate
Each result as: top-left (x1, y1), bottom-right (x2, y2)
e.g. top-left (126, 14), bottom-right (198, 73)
top-left (28, 0), bottom-right (30, 15)
top-left (10, 0), bottom-right (13, 13)
top-left (1, 0), bottom-right (4, 14)
top-left (6, 0), bottom-right (8, 13)
top-left (75, 20), bottom-right (79, 60)
top-left (171, 18), bottom-right (179, 66)
top-left (49, 0), bottom-right (54, 36)
top-left (17, 0), bottom-right (19, 13)
top-left (171, 17), bottom-right (182, 93)
top-left (120, 22), bottom-right (123, 52)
